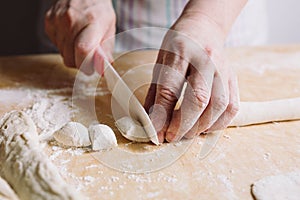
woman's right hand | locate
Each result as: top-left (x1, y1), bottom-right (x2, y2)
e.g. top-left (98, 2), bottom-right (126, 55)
top-left (45, 0), bottom-right (116, 73)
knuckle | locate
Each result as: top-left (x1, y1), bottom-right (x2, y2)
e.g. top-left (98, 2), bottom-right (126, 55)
top-left (63, 8), bottom-right (75, 26)
top-left (193, 87), bottom-right (210, 108)
top-left (158, 87), bottom-right (179, 107)
top-left (45, 10), bottom-right (52, 20)
top-left (172, 36), bottom-right (186, 50)
top-left (85, 11), bottom-right (97, 23)
top-left (169, 36), bottom-right (188, 56)
top-left (54, 10), bottom-right (62, 20)
top-left (168, 35), bottom-right (197, 58)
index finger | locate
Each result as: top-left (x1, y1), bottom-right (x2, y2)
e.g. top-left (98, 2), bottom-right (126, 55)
top-left (149, 51), bottom-right (189, 142)
top-left (166, 50), bottom-right (215, 142)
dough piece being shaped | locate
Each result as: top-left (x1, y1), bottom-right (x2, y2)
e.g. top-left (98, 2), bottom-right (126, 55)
top-left (88, 124), bottom-right (117, 151)
top-left (115, 117), bottom-right (150, 142)
top-left (0, 177), bottom-right (19, 200)
top-left (0, 111), bottom-right (84, 200)
top-left (53, 122), bottom-right (91, 147)
top-left (251, 172), bottom-right (300, 200)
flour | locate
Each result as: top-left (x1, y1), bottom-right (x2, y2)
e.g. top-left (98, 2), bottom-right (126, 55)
top-left (0, 89), bottom-right (33, 106)
top-left (83, 176), bottom-right (95, 183)
top-left (85, 164), bottom-right (98, 169)
top-left (217, 175), bottom-right (237, 199)
top-left (24, 93), bottom-right (74, 141)
top-left (0, 88), bottom-right (76, 142)
top-left (72, 71), bottom-right (110, 98)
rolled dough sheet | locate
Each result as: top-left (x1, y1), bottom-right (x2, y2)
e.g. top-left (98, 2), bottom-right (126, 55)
top-left (251, 171), bottom-right (300, 200)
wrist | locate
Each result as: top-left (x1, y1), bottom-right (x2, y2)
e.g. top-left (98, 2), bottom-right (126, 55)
top-left (181, 10), bottom-right (227, 40)
top-left (171, 13), bottom-right (226, 64)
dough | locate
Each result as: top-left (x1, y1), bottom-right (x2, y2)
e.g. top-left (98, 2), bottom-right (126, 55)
top-left (251, 172), bottom-right (300, 200)
top-left (53, 122), bottom-right (91, 147)
top-left (230, 98), bottom-right (300, 127)
top-left (88, 124), bottom-right (117, 151)
top-left (115, 117), bottom-right (150, 142)
top-left (0, 111), bottom-right (84, 200)
top-left (0, 177), bottom-right (19, 200)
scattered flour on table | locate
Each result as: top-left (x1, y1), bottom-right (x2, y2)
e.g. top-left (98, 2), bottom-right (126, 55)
top-left (0, 87), bottom-right (122, 198)
top-left (47, 142), bottom-right (94, 191)
top-left (0, 88), bottom-right (75, 142)
top-left (72, 72), bottom-right (110, 98)
top-left (0, 89), bottom-right (33, 106)
top-left (217, 175), bottom-right (237, 200)
top-left (24, 92), bottom-right (74, 141)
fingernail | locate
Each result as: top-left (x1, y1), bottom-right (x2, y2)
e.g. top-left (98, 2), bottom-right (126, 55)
top-left (166, 132), bottom-right (177, 143)
top-left (158, 132), bottom-right (165, 143)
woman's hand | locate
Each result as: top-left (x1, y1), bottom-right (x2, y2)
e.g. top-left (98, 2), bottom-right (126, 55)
top-left (144, 11), bottom-right (240, 143)
top-left (45, 0), bottom-right (116, 73)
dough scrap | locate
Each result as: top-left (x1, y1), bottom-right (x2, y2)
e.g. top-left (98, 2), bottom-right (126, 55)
top-left (0, 176), bottom-right (19, 200)
top-left (53, 122), bottom-right (91, 147)
top-left (88, 124), bottom-right (117, 151)
top-left (251, 171), bottom-right (300, 200)
top-left (0, 111), bottom-right (84, 200)
top-left (115, 117), bottom-right (150, 142)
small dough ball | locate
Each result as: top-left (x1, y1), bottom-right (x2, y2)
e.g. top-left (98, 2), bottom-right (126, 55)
top-left (115, 117), bottom-right (150, 142)
top-left (88, 124), bottom-right (117, 151)
top-left (54, 122), bottom-right (91, 147)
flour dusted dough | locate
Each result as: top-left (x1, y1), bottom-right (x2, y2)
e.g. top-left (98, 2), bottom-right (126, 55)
top-left (251, 172), bottom-right (300, 200)
top-left (0, 177), bottom-right (19, 200)
top-left (115, 117), bottom-right (150, 142)
top-left (88, 124), bottom-right (117, 151)
top-left (53, 122), bottom-right (91, 147)
top-left (0, 111), bottom-right (84, 200)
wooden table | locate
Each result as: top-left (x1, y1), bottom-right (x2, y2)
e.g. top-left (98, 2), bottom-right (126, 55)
top-left (0, 45), bottom-right (300, 199)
